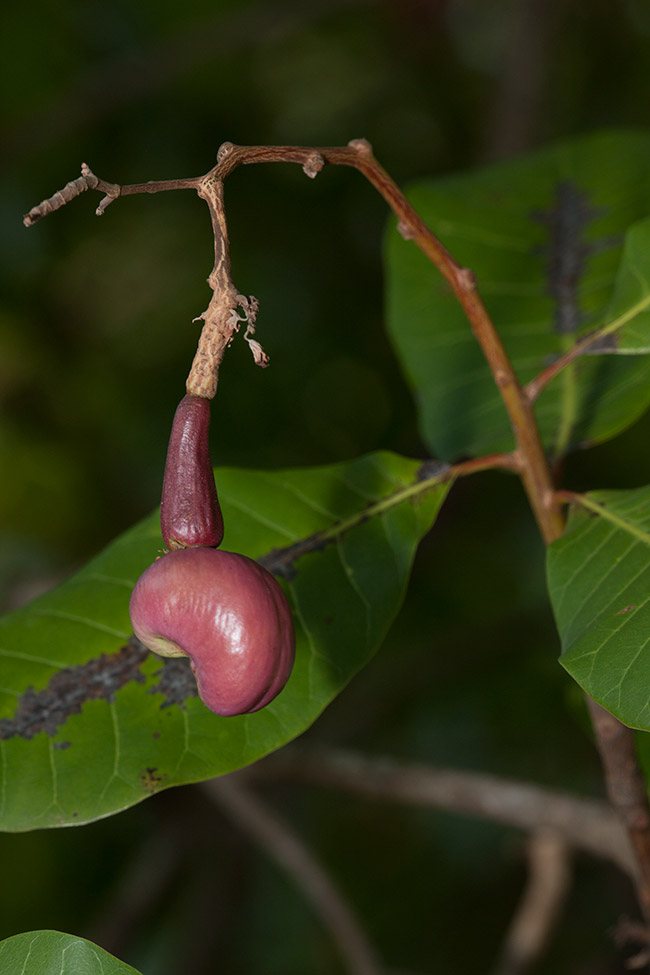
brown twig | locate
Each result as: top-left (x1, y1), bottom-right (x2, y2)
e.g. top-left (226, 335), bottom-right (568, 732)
top-left (185, 177), bottom-right (265, 398)
top-left (24, 140), bottom-right (563, 540)
top-left (525, 328), bottom-right (613, 403)
top-left (491, 830), bottom-right (572, 975)
top-left (587, 700), bottom-right (650, 927)
top-left (247, 746), bottom-right (634, 875)
top-left (203, 775), bottom-right (384, 975)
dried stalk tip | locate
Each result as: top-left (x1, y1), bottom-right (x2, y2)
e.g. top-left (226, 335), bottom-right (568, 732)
top-left (246, 336), bottom-right (270, 367)
top-left (242, 302), bottom-right (269, 367)
top-left (23, 164), bottom-right (99, 227)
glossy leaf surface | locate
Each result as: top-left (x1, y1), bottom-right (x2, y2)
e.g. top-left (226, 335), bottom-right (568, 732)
top-left (0, 931), bottom-right (140, 975)
top-left (385, 129), bottom-right (650, 461)
top-left (0, 452), bottom-right (450, 830)
top-left (547, 486), bottom-right (650, 729)
top-left (600, 217), bottom-right (650, 354)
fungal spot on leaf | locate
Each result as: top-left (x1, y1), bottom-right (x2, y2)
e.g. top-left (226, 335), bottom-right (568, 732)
top-left (140, 766), bottom-right (166, 794)
top-left (532, 181), bottom-right (603, 336)
top-left (616, 605), bottom-right (635, 616)
top-left (148, 657), bottom-right (199, 709)
top-left (0, 638), bottom-right (148, 741)
top-left (259, 468), bottom-right (442, 580)
top-left (260, 538), bottom-right (326, 581)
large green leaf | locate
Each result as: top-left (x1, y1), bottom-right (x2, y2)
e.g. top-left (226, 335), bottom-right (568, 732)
top-left (0, 931), bottom-right (140, 975)
top-left (385, 129), bottom-right (650, 461)
top-left (547, 486), bottom-right (650, 729)
top-left (0, 451), bottom-right (449, 831)
top-left (599, 217), bottom-right (650, 353)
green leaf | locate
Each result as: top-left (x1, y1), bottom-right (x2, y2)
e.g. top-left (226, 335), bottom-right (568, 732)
top-left (385, 129), bottom-right (650, 461)
top-left (0, 451), bottom-right (450, 831)
top-left (547, 486), bottom-right (650, 729)
top-left (0, 931), bottom-right (140, 975)
top-left (598, 217), bottom-right (650, 354)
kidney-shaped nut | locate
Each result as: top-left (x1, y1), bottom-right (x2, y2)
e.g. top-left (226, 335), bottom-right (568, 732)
top-left (129, 547), bottom-right (295, 716)
top-left (161, 394), bottom-right (224, 550)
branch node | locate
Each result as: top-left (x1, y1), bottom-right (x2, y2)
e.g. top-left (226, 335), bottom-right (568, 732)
top-left (347, 137), bottom-right (373, 155)
top-left (96, 191), bottom-right (120, 216)
top-left (217, 141), bottom-right (235, 163)
top-left (457, 267), bottom-right (477, 292)
top-left (397, 219), bottom-right (415, 241)
top-left (302, 152), bottom-right (325, 179)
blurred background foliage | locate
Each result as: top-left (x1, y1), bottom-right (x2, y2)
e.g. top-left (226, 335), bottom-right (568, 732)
top-left (3, 0), bottom-right (650, 971)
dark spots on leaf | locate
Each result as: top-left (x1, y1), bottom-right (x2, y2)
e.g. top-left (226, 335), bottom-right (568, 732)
top-left (148, 657), bottom-right (198, 709)
top-left (258, 469), bottom-right (444, 579)
top-left (417, 459), bottom-right (450, 482)
top-left (153, 732), bottom-right (160, 739)
top-left (0, 638), bottom-right (148, 741)
top-left (532, 181), bottom-right (604, 335)
top-left (616, 605), bottom-right (635, 616)
top-left (53, 741), bottom-right (71, 750)
top-left (584, 332), bottom-right (620, 354)
top-left (260, 535), bottom-right (328, 580)
top-left (140, 766), bottom-right (166, 794)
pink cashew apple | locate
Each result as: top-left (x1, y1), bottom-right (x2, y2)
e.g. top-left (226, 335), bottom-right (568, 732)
top-left (130, 546), bottom-right (295, 716)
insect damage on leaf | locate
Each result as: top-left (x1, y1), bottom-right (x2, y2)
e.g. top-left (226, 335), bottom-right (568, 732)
top-left (533, 180), bottom-right (603, 336)
top-left (0, 639), bottom-right (148, 741)
top-left (260, 465), bottom-right (449, 580)
top-left (148, 657), bottom-right (199, 709)
top-left (140, 766), bottom-right (166, 794)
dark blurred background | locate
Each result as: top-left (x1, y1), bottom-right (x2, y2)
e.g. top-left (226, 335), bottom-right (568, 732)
top-left (3, 1), bottom-right (650, 972)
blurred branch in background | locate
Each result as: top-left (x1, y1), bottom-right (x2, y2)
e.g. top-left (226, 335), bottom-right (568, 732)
top-left (199, 745), bottom-right (639, 971)
top-left (247, 746), bottom-right (635, 875)
top-left (204, 775), bottom-right (385, 975)
top-left (491, 830), bottom-right (571, 975)
top-left (85, 812), bottom-right (191, 959)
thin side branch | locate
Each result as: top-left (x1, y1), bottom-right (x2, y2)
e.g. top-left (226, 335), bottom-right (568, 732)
top-left (203, 775), bottom-right (383, 975)
top-left (22, 141), bottom-right (562, 539)
top-left (586, 699), bottom-right (650, 927)
top-left (525, 328), bottom-right (616, 403)
top-left (247, 746), bottom-right (634, 875)
top-left (491, 830), bottom-right (572, 975)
